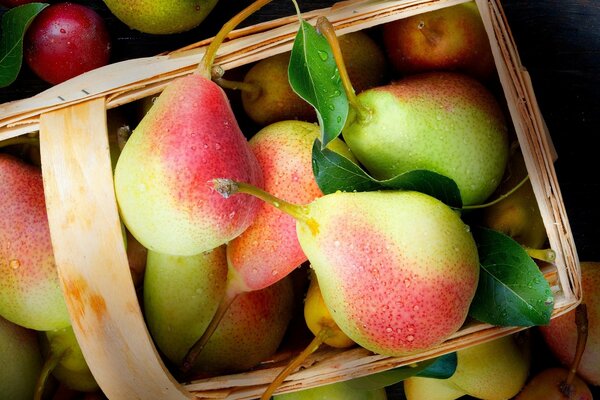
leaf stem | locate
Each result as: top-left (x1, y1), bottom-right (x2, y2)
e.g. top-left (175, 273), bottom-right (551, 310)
top-left (316, 17), bottom-right (370, 122)
top-left (260, 331), bottom-right (326, 400)
top-left (197, 0), bottom-right (274, 78)
top-left (461, 175), bottom-right (530, 210)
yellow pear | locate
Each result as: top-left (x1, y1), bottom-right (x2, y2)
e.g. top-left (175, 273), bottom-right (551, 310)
top-left (404, 334), bottom-right (530, 400)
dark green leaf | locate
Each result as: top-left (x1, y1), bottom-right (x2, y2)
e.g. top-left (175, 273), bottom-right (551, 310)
top-left (346, 353), bottom-right (457, 391)
top-left (312, 140), bottom-right (462, 207)
top-left (0, 3), bottom-right (48, 88)
top-left (469, 227), bottom-right (554, 326)
top-left (288, 19), bottom-right (348, 147)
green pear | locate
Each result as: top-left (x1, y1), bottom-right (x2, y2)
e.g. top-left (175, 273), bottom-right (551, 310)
top-left (102, 0), bottom-right (219, 34)
top-left (404, 335), bottom-right (530, 400)
top-left (0, 315), bottom-right (43, 400)
top-left (113, 71), bottom-right (263, 256)
top-left (481, 145), bottom-right (547, 249)
top-left (143, 247), bottom-right (228, 366)
top-left (41, 326), bottom-right (99, 393)
top-left (241, 31), bottom-right (387, 126)
top-left (273, 379), bottom-right (387, 399)
top-left (215, 182), bottom-right (480, 357)
top-left (0, 154), bottom-right (70, 331)
top-left (382, 2), bottom-right (496, 81)
top-left (341, 72), bottom-right (509, 206)
top-left (515, 368), bottom-right (593, 400)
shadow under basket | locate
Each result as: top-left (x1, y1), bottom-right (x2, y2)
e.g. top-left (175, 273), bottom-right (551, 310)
top-left (0, 0), bottom-right (581, 399)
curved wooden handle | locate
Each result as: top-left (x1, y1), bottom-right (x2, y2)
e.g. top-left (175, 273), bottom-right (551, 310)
top-left (39, 98), bottom-right (191, 400)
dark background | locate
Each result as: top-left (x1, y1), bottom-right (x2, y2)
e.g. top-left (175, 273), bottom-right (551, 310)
top-left (1, 0), bottom-right (598, 398)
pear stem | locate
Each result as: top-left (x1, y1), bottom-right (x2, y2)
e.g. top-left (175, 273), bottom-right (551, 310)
top-left (34, 347), bottom-right (68, 400)
top-left (315, 17), bottom-right (370, 122)
top-left (197, 0), bottom-right (274, 78)
top-left (180, 285), bottom-right (240, 375)
top-left (561, 303), bottom-right (588, 394)
top-left (212, 178), bottom-right (311, 225)
top-left (417, 20), bottom-right (441, 46)
top-left (0, 136), bottom-right (39, 149)
top-left (461, 175), bottom-right (530, 210)
top-left (523, 247), bottom-right (556, 263)
top-left (260, 331), bottom-right (327, 400)
top-left (211, 65), bottom-right (262, 100)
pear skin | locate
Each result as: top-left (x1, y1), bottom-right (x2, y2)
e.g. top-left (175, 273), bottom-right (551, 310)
top-left (540, 262), bottom-right (600, 385)
top-left (114, 74), bottom-right (263, 256)
top-left (296, 190), bottom-right (479, 356)
top-left (342, 72), bottom-right (509, 206)
top-left (143, 247), bottom-right (228, 366)
top-left (0, 315), bottom-right (42, 400)
top-left (192, 275), bottom-right (295, 375)
top-left (273, 380), bottom-right (388, 399)
top-left (0, 154), bottom-right (70, 331)
top-left (515, 368), bottom-right (593, 400)
top-left (227, 120), bottom-right (354, 293)
top-left (405, 335), bottom-right (530, 400)
top-left (382, 2), bottom-right (496, 82)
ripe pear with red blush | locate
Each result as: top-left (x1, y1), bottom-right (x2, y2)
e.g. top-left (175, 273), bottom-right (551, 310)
top-left (0, 154), bottom-right (70, 331)
top-left (515, 368), bottom-right (592, 400)
top-left (214, 181), bottom-right (480, 357)
top-left (113, 4), bottom-right (264, 256)
top-left (539, 262), bottom-right (600, 385)
top-left (382, 2), bottom-right (496, 81)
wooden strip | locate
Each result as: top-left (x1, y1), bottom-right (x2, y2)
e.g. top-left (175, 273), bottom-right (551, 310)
top-left (38, 98), bottom-right (191, 400)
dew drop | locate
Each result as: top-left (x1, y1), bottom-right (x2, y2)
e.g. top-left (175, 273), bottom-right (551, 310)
top-left (334, 240), bottom-right (341, 247)
top-left (413, 305), bottom-right (420, 312)
top-left (60, 28), bottom-right (66, 34)
top-left (328, 104), bottom-right (335, 111)
top-left (317, 50), bottom-right (329, 61)
top-left (336, 115), bottom-right (342, 123)
top-left (271, 270), bottom-right (278, 276)
top-left (273, 201), bottom-right (280, 208)
top-left (406, 335), bottom-right (415, 342)
top-left (215, 143), bottom-right (222, 150)
top-left (229, 211), bottom-right (236, 219)
top-left (203, 143), bottom-right (209, 149)
top-left (404, 278), bottom-right (411, 288)
top-left (9, 259), bottom-right (20, 269)
top-left (464, 225), bottom-right (471, 232)
top-left (385, 327), bottom-right (393, 333)
top-left (545, 296), bottom-right (554, 305)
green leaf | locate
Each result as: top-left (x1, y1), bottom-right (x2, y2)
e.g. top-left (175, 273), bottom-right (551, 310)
top-left (346, 353), bottom-right (457, 391)
top-left (288, 19), bottom-right (348, 147)
top-left (0, 3), bottom-right (48, 88)
top-left (469, 227), bottom-right (554, 326)
top-left (312, 140), bottom-right (463, 207)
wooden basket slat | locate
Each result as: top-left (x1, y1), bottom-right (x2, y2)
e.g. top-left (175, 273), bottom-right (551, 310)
top-left (1, 0), bottom-right (581, 398)
top-left (38, 98), bottom-right (191, 400)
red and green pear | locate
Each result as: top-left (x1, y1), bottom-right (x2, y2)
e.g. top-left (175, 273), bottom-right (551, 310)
top-left (540, 262), bottom-right (600, 385)
top-left (215, 182), bottom-right (480, 357)
top-left (0, 315), bottom-right (43, 400)
top-left (114, 73), bottom-right (263, 256)
top-left (382, 2), bottom-right (496, 81)
top-left (342, 72), bottom-right (509, 206)
top-left (0, 154), bottom-right (70, 331)
top-left (227, 120), bottom-right (354, 293)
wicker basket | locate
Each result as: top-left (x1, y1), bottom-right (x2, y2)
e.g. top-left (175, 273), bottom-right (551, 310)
top-left (0, 0), bottom-right (581, 399)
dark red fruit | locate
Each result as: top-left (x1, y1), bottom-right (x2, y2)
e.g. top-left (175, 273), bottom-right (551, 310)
top-left (24, 3), bottom-right (111, 85)
top-left (0, 0), bottom-right (38, 7)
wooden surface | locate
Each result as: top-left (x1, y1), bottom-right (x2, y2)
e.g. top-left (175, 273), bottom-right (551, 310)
top-left (1, 0), bottom-right (599, 397)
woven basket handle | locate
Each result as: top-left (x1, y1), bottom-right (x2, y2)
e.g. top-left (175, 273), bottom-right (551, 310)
top-left (38, 98), bottom-right (191, 400)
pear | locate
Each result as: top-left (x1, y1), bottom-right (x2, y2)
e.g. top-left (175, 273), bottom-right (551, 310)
top-left (404, 334), bottom-right (531, 400)
top-left (239, 31), bottom-right (387, 126)
top-left (481, 144), bottom-right (547, 249)
top-left (214, 181), bottom-right (480, 356)
top-left (515, 368), bottom-right (593, 400)
top-left (39, 326), bottom-right (99, 393)
top-left (143, 247), bottom-right (228, 366)
top-left (273, 379), bottom-right (387, 399)
top-left (102, 0), bottom-right (219, 34)
top-left (540, 262), bottom-right (600, 385)
top-left (0, 315), bottom-right (43, 400)
top-left (341, 71), bottom-right (509, 206)
top-left (382, 2), bottom-right (496, 82)
top-left (0, 154), bottom-right (70, 331)
top-left (192, 275), bottom-right (295, 375)
top-left (113, 43), bottom-right (263, 257)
